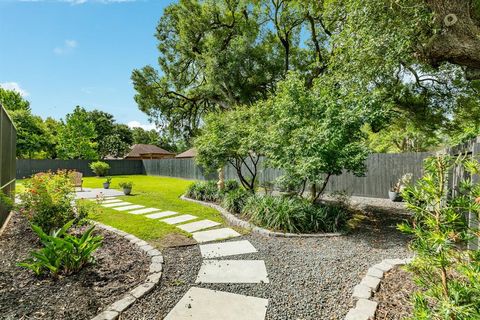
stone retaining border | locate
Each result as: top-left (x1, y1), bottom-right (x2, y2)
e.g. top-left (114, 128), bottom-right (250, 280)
top-left (181, 195), bottom-right (344, 238)
top-left (90, 222), bottom-right (164, 320)
top-left (345, 257), bottom-right (413, 320)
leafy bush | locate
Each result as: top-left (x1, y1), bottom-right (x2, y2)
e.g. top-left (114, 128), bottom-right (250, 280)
top-left (119, 181), bottom-right (133, 189)
top-left (243, 195), bottom-right (350, 233)
top-left (89, 161), bottom-right (110, 177)
top-left (18, 171), bottom-right (79, 233)
top-left (224, 179), bottom-right (240, 193)
top-left (398, 155), bottom-right (480, 320)
top-left (185, 180), bottom-right (219, 202)
top-left (105, 176), bottom-right (112, 184)
top-left (18, 220), bottom-right (103, 277)
top-left (222, 188), bottom-right (251, 214)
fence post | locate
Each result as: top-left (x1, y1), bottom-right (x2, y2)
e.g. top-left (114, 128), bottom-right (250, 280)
top-left (469, 142), bottom-right (480, 250)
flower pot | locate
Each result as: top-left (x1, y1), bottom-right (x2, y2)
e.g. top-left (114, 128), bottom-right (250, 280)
top-left (388, 191), bottom-right (402, 202)
top-left (103, 182), bottom-right (110, 189)
top-left (123, 188), bottom-right (132, 195)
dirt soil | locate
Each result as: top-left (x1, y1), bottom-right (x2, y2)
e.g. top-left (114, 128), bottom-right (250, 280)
top-left (373, 266), bottom-right (418, 320)
top-left (0, 213), bottom-right (149, 320)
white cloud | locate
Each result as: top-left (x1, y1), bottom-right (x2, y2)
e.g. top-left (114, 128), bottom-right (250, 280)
top-left (0, 82), bottom-right (29, 97)
top-left (127, 121), bottom-right (157, 131)
top-left (53, 39), bottom-right (78, 55)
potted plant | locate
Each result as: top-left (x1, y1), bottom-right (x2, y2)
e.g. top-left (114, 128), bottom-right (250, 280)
top-left (389, 173), bottom-right (412, 202)
top-left (103, 177), bottom-right (112, 189)
top-left (119, 181), bottom-right (133, 195)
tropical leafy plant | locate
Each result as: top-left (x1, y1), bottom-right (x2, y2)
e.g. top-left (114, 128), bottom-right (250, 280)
top-left (118, 181), bottom-right (133, 189)
top-left (18, 220), bottom-right (103, 277)
top-left (89, 161), bottom-right (110, 177)
top-left (399, 155), bottom-right (480, 319)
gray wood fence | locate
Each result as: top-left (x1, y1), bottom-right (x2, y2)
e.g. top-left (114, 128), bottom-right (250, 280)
top-left (16, 159), bottom-right (144, 179)
top-left (0, 104), bottom-right (16, 228)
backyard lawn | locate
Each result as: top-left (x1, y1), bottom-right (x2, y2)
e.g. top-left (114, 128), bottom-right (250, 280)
top-left (19, 175), bottom-right (226, 247)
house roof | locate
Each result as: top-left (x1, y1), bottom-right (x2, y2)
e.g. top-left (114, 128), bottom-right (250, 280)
top-left (175, 147), bottom-right (197, 158)
top-left (125, 144), bottom-right (174, 158)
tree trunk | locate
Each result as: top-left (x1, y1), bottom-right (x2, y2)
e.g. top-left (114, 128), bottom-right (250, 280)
top-left (217, 167), bottom-right (225, 191)
top-left (424, 0), bottom-right (480, 79)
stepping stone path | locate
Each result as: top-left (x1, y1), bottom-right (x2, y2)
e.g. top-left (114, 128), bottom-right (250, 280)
top-left (96, 197), bottom-right (270, 319)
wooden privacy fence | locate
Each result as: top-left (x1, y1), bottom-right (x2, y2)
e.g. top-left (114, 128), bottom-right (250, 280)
top-left (16, 159), bottom-right (144, 179)
top-left (0, 104), bottom-right (16, 228)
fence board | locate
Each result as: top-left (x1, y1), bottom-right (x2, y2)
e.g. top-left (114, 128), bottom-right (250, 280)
top-left (0, 104), bottom-right (16, 228)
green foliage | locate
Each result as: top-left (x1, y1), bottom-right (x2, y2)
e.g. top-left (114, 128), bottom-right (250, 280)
top-left (263, 73), bottom-right (369, 201)
top-left (222, 187), bottom-right (251, 214)
top-left (57, 106), bottom-right (98, 160)
top-left (105, 176), bottom-right (112, 184)
top-left (243, 194), bottom-right (350, 233)
top-left (118, 181), bottom-right (133, 189)
top-left (0, 190), bottom-right (14, 212)
top-left (398, 155), bottom-right (480, 319)
top-left (0, 87), bottom-right (30, 112)
top-left (18, 220), bottom-right (103, 277)
top-left (89, 161), bottom-right (110, 177)
top-left (185, 180), bottom-right (219, 202)
top-left (18, 171), bottom-right (81, 233)
top-left (195, 106), bottom-right (263, 191)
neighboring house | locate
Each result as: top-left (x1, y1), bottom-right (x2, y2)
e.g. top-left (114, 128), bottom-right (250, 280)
top-left (175, 147), bottom-right (197, 159)
top-left (124, 144), bottom-right (175, 160)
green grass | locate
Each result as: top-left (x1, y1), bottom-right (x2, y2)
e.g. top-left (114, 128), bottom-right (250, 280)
top-left (19, 175), bottom-right (226, 245)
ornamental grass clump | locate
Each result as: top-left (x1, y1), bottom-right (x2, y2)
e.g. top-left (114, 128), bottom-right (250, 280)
top-left (398, 155), bottom-right (480, 320)
top-left (185, 180), bottom-right (219, 202)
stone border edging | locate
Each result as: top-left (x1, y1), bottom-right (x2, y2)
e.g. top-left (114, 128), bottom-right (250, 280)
top-left (345, 257), bottom-right (413, 320)
top-left (181, 195), bottom-right (344, 238)
top-left (90, 222), bottom-right (164, 320)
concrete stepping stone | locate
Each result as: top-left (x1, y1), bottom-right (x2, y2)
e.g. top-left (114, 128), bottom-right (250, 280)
top-left (161, 214), bottom-right (197, 225)
top-left (164, 287), bottom-right (268, 320)
top-left (192, 228), bottom-right (241, 243)
top-left (200, 240), bottom-right (257, 258)
top-left (102, 201), bottom-right (132, 208)
top-left (129, 207), bottom-right (160, 215)
top-left (114, 204), bottom-right (145, 211)
top-left (196, 260), bottom-right (269, 284)
top-left (177, 219), bottom-right (221, 233)
top-left (145, 211), bottom-right (179, 219)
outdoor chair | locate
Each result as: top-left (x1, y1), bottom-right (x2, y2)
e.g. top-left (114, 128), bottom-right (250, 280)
top-left (71, 171), bottom-right (84, 191)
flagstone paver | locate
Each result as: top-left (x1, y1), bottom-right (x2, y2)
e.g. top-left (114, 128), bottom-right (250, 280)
top-left (164, 287), bottom-right (268, 320)
top-left (101, 199), bottom-right (123, 204)
top-left (129, 208), bottom-right (161, 215)
top-left (177, 219), bottom-right (221, 233)
top-left (199, 240), bottom-right (257, 258)
top-left (192, 228), bottom-right (241, 243)
top-left (161, 214), bottom-right (197, 225)
top-left (102, 201), bottom-right (132, 208)
top-left (114, 204), bottom-right (145, 211)
top-left (196, 260), bottom-right (269, 284)
top-left (145, 211), bottom-right (180, 219)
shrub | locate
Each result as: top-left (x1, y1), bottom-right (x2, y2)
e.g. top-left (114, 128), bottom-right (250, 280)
top-left (242, 195), bottom-right (350, 233)
top-left (18, 220), bottom-right (103, 277)
top-left (0, 190), bottom-right (14, 212)
top-left (119, 181), bottom-right (133, 189)
top-left (398, 155), bottom-right (480, 320)
top-left (185, 180), bottom-right (219, 202)
top-left (18, 171), bottom-right (78, 233)
top-left (89, 161), bottom-right (110, 177)
top-left (105, 176), bottom-right (112, 184)
top-left (222, 188), bottom-right (251, 214)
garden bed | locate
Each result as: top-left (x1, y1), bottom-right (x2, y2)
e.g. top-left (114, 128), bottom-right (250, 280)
top-left (0, 213), bottom-right (150, 320)
top-left (373, 266), bottom-right (417, 320)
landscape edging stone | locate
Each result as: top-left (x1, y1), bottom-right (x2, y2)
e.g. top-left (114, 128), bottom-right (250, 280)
top-left (90, 222), bottom-right (164, 320)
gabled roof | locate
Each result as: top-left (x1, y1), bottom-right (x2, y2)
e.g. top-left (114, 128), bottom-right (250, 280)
top-left (126, 144), bottom-right (174, 158)
top-left (175, 147), bottom-right (197, 158)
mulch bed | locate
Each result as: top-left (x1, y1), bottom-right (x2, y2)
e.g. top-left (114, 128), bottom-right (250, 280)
top-left (373, 266), bottom-right (418, 320)
top-left (0, 213), bottom-right (150, 320)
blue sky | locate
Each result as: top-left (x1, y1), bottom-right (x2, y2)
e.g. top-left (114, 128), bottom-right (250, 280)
top-left (0, 0), bottom-right (174, 129)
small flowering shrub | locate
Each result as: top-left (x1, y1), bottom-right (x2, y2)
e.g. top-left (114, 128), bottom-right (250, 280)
top-left (18, 171), bottom-right (78, 233)
top-left (18, 220), bottom-right (103, 277)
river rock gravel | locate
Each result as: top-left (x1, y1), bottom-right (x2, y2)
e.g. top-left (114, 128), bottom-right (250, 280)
top-left (121, 210), bottom-right (411, 320)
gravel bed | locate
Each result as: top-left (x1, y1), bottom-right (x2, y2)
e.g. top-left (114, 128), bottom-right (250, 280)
top-left (122, 210), bottom-right (411, 319)
top-left (0, 213), bottom-right (150, 320)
